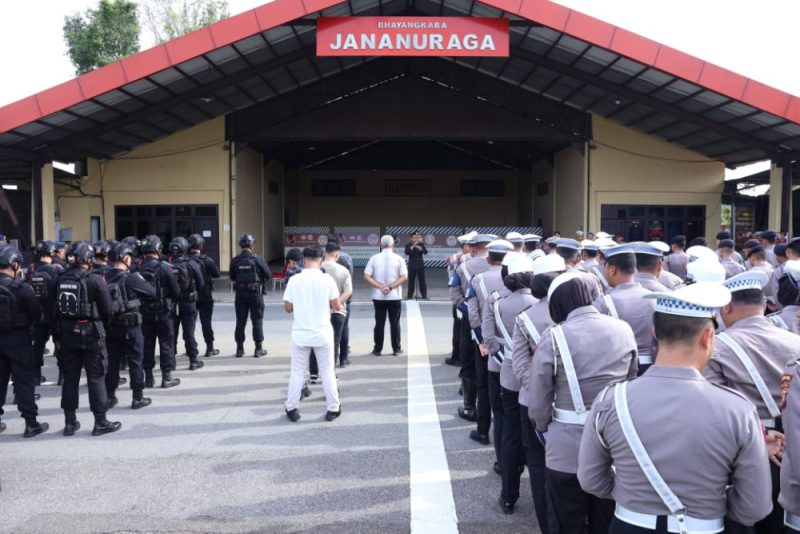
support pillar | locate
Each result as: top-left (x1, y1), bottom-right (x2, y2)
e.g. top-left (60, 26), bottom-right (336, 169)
top-left (32, 159), bottom-right (43, 243)
top-left (769, 163), bottom-right (782, 231)
top-left (781, 162), bottom-right (793, 234)
top-left (41, 163), bottom-right (55, 241)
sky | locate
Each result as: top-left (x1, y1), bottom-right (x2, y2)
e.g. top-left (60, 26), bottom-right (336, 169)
top-left (1, 0), bottom-right (797, 178)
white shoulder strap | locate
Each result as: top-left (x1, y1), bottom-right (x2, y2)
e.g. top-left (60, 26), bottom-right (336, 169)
top-left (461, 263), bottom-right (471, 281)
top-left (614, 382), bottom-right (689, 533)
top-left (716, 332), bottom-right (781, 419)
top-left (603, 294), bottom-right (619, 319)
top-left (767, 313), bottom-right (790, 331)
top-left (477, 274), bottom-right (489, 301)
top-left (592, 266), bottom-right (609, 289)
top-left (517, 311), bottom-right (541, 345)
top-left (492, 295), bottom-right (513, 348)
top-left (552, 325), bottom-right (585, 415)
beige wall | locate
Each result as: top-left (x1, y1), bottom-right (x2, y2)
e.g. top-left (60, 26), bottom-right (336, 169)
top-left (554, 146), bottom-right (587, 236)
top-left (54, 166), bottom-right (103, 243)
top-left (295, 170), bottom-right (520, 226)
top-left (589, 115), bottom-right (725, 239)
top-left (263, 160), bottom-right (284, 261)
top-left (234, 146), bottom-right (264, 256)
top-left (531, 158), bottom-right (555, 231)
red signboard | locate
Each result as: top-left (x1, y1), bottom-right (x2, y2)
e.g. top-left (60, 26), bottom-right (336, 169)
top-left (317, 17), bottom-right (509, 57)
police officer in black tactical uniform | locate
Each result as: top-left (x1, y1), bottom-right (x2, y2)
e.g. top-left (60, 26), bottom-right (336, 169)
top-left (229, 234), bottom-right (271, 358)
top-left (188, 233), bottom-right (220, 357)
top-left (25, 240), bottom-right (63, 386)
top-left (52, 241), bottom-right (69, 269)
top-left (168, 236), bottom-right (205, 371)
top-left (137, 235), bottom-right (182, 389)
top-left (0, 246), bottom-right (49, 438)
top-left (91, 240), bottom-right (112, 278)
top-left (105, 242), bottom-right (156, 410)
top-left (54, 241), bottom-right (121, 436)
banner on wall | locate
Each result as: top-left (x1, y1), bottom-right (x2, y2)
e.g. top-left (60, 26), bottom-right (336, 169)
top-left (332, 226), bottom-right (381, 268)
top-left (284, 226), bottom-right (330, 262)
top-left (385, 226), bottom-right (463, 268)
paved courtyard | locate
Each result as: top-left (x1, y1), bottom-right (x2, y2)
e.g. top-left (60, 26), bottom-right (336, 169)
top-left (1, 274), bottom-right (540, 534)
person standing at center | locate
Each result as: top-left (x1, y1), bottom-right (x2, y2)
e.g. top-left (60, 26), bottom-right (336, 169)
top-left (364, 235), bottom-right (408, 356)
top-left (404, 231), bottom-right (428, 300)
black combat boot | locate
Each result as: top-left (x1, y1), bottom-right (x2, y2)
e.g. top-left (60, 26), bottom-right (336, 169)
top-left (63, 411), bottom-right (80, 436)
top-left (144, 369), bottom-right (155, 388)
top-left (131, 390), bottom-right (152, 410)
top-left (254, 344), bottom-right (267, 358)
top-left (189, 359), bottom-right (204, 371)
top-left (92, 414), bottom-right (122, 436)
top-left (204, 344), bottom-right (219, 357)
top-left (57, 369), bottom-right (64, 386)
top-left (161, 371), bottom-right (181, 388)
top-left (0, 419), bottom-right (5, 433)
top-left (235, 344), bottom-right (244, 358)
top-left (23, 418), bottom-right (49, 439)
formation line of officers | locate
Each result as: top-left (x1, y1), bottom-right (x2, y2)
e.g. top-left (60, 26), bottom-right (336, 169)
top-left (447, 230), bottom-right (799, 534)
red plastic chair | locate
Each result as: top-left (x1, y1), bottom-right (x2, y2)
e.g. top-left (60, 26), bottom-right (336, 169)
top-left (271, 262), bottom-right (289, 291)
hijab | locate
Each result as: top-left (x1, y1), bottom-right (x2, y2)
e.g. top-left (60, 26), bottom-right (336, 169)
top-left (549, 277), bottom-right (595, 323)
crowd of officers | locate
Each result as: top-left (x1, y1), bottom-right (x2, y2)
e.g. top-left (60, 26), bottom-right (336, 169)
top-left (447, 229), bottom-right (800, 534)
top-left (0, 232), bottom-right (222, 438)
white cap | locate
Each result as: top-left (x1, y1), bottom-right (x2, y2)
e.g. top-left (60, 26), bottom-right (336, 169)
top-left (595, 237), bottom-right (617, 250)
top-left (686, 245), bottom-right (717, 262)
top-left (457, 231), bottom-right (478, 244)
top-left (649, 241), bottom-right (671, 253)
top-left (723, 270), bottom-right (769, 292)
top-left (547, 272), bottom-right (582, 301)
top-left (505, 232), bottom-right (524, 243)
top-left (487, 239), bottom-right (514, 253)
top-left (644, 282), bottom-right (731, 318)
top-left (596, 231), bottom-right (612, 239)
top-left (380, 235), bottom-right (394, 246)
top-left (580, 239), bottom-right (598, 251)
top-left (533, 254), bottom-right (566, 275)
top-left (686, 258), bottom-right (726, 283)
top-left (504, 253), bottom-right (535, 274)
top-left (522, 233), bottom-right (542, 242)
top-left (528, 249), bottom-right (546, 261)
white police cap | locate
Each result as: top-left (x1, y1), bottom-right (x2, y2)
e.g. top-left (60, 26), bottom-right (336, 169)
top-left (644, 282), bottom-right (731, 319)
top-left (555, 238), bottom-right (581, 251)
top-left (686, 245), bottom-right (718, 262)
top-left (487, 239), bottom-right (514, 253)
top-left (595, 237), bottom-right (617, 251)
top-left (631, 241), bottom-right (665, 256)
top-left (470, 234), bottom-right (496, 246)
top-left (505, 232), bottom-right (524, 243)
top-left (533, 254), bottom-right (566, 275)
top-left (603, 244), bottom-right (635, 258)
top-left (649, 241), bottom-right (670, 253)
top-left (785, 259), bottom-right (800, 281)
top-left (457, 231), bottom-right (477, 244)
top-left (522, 233), bottom-right (542, 242)
top-left (723, 270), bottom-right (769, 292)
top-left (528, 249), bottom-right (546, 261)
top-left (504, 253), bottom-right (535, 274)
top-left (596, 231), bottom-right (612, 239)
top-left (686, 258), bottom-right (726, 283)
top-left (580, 239), bottom-right (598, 251)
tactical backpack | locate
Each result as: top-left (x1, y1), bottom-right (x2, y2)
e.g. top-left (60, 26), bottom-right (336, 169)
top-left (25, 263), bottom-right (57, 303)
top-left (138, 260), bottom-right (164, 314)
top-left (106, 271), bottom-right (140, 317)
top-left (0, 279), bottom-right (27, 331)
top-left (56, 269), bottom-right (95, 320)
top-left (171, 257), bottom-right (196, 301)
top-left (234, 255), bottom-right (261, 291)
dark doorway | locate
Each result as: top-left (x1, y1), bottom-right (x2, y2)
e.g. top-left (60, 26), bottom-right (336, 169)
top-left (601, 204), bottom-right (706, 244)
top-left (115, 204), bottom-right (219, 264)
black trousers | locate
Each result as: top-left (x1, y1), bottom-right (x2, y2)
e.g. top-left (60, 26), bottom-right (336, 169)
top-left (331, 313), bottom-right (346, 365)
top-left (234, 291), bottom-right (264, 345)
top-left (609, 516), bottom-right (669, 533)
top-left (0, 336), bottom-right (38, 421)
top-left (106, 323), bottom-right (145, 394)
top-left (520, 406), bottom-right (550, 534)
top-left (488, 370), bottom-right (502, 458)
top-left (475, 347), bottom-right (491, 435)
top-left (500, 387), bottom-right (525, 505)
top-left (173, 308), bottom-right (199, 360)
top-left (197, 299), bottom-right (215, 346)
top-left (450, 306), bottom-right (461, 362)
top-left (372, 299), bottom-right (401, 353)
top-left (546, 467), bottom-right (614, 534)
top-left (142, 313), bottom-right (176, 372)
top-left (339, 301), bottom-right (351, 359)
top-left (458, 317), bottom-right (475, 381)
top-left (724, 460), bottom-right (783, 534)
top-left (31, 322), bottom-right (50, 381)
top-left (59, 333), bottom-right (109, 415)
top-left (407, 266), bottom-right (427, 299)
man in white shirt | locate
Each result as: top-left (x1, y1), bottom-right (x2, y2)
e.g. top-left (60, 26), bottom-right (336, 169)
top-left (283, 247), bottom-right (342, 422)
top-left (364, 235), bottom-right (408, 356)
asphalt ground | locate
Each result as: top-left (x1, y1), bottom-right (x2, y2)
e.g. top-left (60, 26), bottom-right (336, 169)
top-left (0, 296), bottom-right (540, 534)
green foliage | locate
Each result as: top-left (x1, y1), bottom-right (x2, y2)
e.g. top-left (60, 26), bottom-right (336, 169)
top-left (141, 0), bottom-right (230, 44)
top-left (63, 0), bottom-right (141, 75)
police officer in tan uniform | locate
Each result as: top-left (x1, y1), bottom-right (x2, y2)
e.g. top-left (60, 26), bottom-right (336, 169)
top-left (632, 242), bottom-right (670, 292)
top-left (578, 282), bottom-right (773, 533)
top-left (555, 238), bottom-right (604, 298)
top-left (664, 235), bottom-right (689, 279)
top-left (720, 239), bottom-right (747, 279)
top-left (770, 260), bottom-right (800, 334)
top-left (593, 244), bottom-right (657, 374)
top-left (781, 357), bottom-right (800, 532)
top-left (528, 273), bottom-right (638, 533)
top-left (445, 231), bottom-right (476, 367)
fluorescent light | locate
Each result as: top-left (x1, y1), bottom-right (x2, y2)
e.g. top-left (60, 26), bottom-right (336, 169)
top-left (1, 184), bottom-right (18, 190)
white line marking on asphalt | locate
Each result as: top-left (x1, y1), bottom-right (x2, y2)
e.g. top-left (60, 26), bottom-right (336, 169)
top-left (406, 300), bottom-right (459, 534)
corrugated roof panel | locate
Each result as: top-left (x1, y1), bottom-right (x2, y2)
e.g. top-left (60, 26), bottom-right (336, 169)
top-left (206, 46), bottom-right (240, 66)
top-left (573, 56), bottom-right (611, 75)
top-left (664, 79), bottom-right (702, 96)
top-left (774, 122), bottom-right (800, 137)
top-left (175, 56), bottom-right (212, 76)
top-left (286, 58), bottom-right (321, 86)
top-left (215, 55), bottom-right (251, 75)
top-left (263, 68), bottom-right (298, 93)
top-left (611, 103), bottom-right (653, 124)
top-left (14, 122), bottom-right (52, 136)
top-left (476, 57), bottom-right (507, 77)
top-left (565, 88), bottom-right (602, 109)
top-left (498, 59), bottom-right (535, 85)
top-left (40, 112), bottom-right (79, 127)
top-left (524, 27), bottom-right (561, 53)
top-left (470, 2), bottom-right (504, 17)
top-left (521, 68), bottom-right (559, 92)
top-left (233, 34), bottom-right (267, 55)
top-left (312, 56), bottom-right (344, 77)
top-left (746, 112), bottom-right (784, 127)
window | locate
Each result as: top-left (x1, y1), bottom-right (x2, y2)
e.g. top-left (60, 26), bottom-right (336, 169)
top-left (460, 179), bottom-right (505, 197)
top-left (195, 206), bottom-right (218, 217)
top-left (311, 179), bottom-right (355, 196)
top-left (600, 204), bottom-right (706, 243)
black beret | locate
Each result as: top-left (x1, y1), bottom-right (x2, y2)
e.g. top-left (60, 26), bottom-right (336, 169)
top-left (743, 239), bottom-right (760, 249)
top-left (775, 244), bottom-right (788, 257)
top-left (719, 239), bottom-right (735, 249)
top-left (760, 230), bottom-right (778, 239)
top-left (671, 235), bottom-right (686, 245)
top-left (716, 230), bottom-right (731, 240)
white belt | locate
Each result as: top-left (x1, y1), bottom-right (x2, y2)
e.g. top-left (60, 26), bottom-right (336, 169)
top-left (786, 511), bottom-right (800, 531)
top-left (615, 504), bottom-right (724, 533)
top-left (553, 407), bottom-right (587, 425)
top-left (761, 418), bottom-right (778, 429)
top-left (638, 352), bottom-right (653, 365)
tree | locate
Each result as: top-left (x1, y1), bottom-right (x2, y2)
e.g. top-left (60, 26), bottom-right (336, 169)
top-left (63, 0), bottom-right (141, 75)
top-left (141, 0), bottom-right (230, 44)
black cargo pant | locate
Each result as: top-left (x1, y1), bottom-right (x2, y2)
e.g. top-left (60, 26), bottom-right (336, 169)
top-left (450, 306), bottom-right (461, 362)
top-left (500, 387), bottom-right (524, 506)
top-left (458, 315), bottom-right (477, 408)
top-left (475, 347), bottom-right (491, 436)
top-left (58, 323), bottom-right (109, 415)
top-left (173, 303), bottom-right (199, 360)
top-left (546, 467), bottom-right (613, 534)
top-left (31, 321), bottom-right (50, 382)
top-left (142, 312), bottom-right (176, 372)
top-left (0, 330), bottom-right (39, 422)
top-left (106, 318), bottom-right (145, 395)
top-left (197, 298), bottom-right (215, 347)
top-left (234, 290), bottom-right (264, 345)
top-left (520, 408), bottom-right (551, 534)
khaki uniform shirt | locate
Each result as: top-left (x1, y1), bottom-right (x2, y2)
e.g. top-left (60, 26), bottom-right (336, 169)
top-left (593, 282), bottom-right (657, 363)
top-left (578, 366), bottom-right (772, 525)
top-left (472, 266), bottom-right (504, 373)
top-left (764, 263), bottom-right (783, 305)
top-left (722, 258), bottom-right (747, 279)
top-left (664, 250), bottom-right (689, 279)
top-left (659, 269), bottom-right (685, 290)
top-left (771, 305), bottom-right (800, 334)
top-left (780, 358), bottom-right (800, 515)
top-left (512, 298), bottom-right (553, 407)
top-left (527, 305), bottom-right (638, 473)
top-left (704, 315), bottom-right (800, 421)
top-left (449, 254), bottom-right (488, 310)
top-left (765, 246), bottom-right (778, 268)
top-left (484, 288), bottom-right (536, 392)
top-left (635, 272), bottom-right (669, 292)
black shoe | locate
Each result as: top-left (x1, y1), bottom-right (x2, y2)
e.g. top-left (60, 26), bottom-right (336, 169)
top-left (144, 370), bottom-right (155, 389)
top-left (444, 357), bottom-right (460, 366)
top-left (118, 377), bottom-right (127, 385)
top-left (469, 430), bottom-right (490, 445)
top-left (205, 347), bottom-right (219, 357)
top-left (92, 420), bottom-right (122, 436)
top-left (39, 374), bottom-right (47, 385)
top-left (458, 386), bottom-right (463, 396)
top-left (189, 360), bottom-right (204, 371)
top-left (131, 397), bottom-right (152, 410)
top-left (106, 396), bottom-right (119, 409)
top-left (499, 496), bottom-right (515, 515)
top-left (44, 347), bottom-right (50, 355)
top-left (57, 370), bottom-right (64, 386)
top-left (0, 421), bottom-right (5, 433)
top-left (254, 348), bottom-right (267, 358)
top-left (371, 350), bottom-right (381, 356)
top-left (342, 358), bottom-right (351, 366)
top-left (161, 372), bottom-right (181, 388)
top-left (393, 349), bottom-right (403, 356)
top-left (494, 461), bottom-right (501, 475)
top-left (309, 374), bottom-right (318, 384)
top-left (63, 420), bottom-right (81, 436)
top-left (120, 360), bottom-right (127, 371)
top-left (23, 421), bottom-right (49, 438)
top-left (235, 348), bottom-right (244, 358)
top-left (458, 406), bottom-right (477, 422)
top-left (301, 384), bottom-right (311, 399)
top-left (325, 409), bottom-right (341, 422)
top-left (285, 408), bottom-right (301, 422)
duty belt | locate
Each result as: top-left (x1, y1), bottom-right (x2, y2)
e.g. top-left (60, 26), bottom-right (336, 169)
top-left (615, 505), bottom-right (724, 534)
top-left (785, 512), bottom-right (800, 532)
top-left (553, 407), bottom-right (587, 425)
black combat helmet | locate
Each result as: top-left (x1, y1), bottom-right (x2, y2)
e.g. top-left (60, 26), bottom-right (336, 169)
top-left (70, 242), bottom-right (94, 265)
top-left (140, 235), bottom-right (163, 254)
top-left (0, 245), bottom-right (24, 268)
top-left (239, 234), bottom-right (255, 248)
top-left (34, 240), bottom-right (57, 258)
top-left (93, 240), bottom-right (112, 258)
top-left (109, 242), bottom-right (135, 263)
top-left (188, 233), bottom-right (205, 250)
top-left (168, 236), bottom-right (189, 256)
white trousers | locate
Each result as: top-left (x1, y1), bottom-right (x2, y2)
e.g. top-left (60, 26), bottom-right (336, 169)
top-left (285, 340), bottom-right (340, 412)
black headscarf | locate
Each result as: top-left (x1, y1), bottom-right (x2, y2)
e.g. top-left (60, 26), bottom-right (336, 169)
top-left (530, 272), bottom-right (559, 300)
top-left (778, 274), bottom-right (800, 307)
top-left (504, 272), bottom-right (533, 292)
top-left (549, 277), bottom-right (595, 324)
